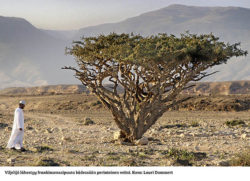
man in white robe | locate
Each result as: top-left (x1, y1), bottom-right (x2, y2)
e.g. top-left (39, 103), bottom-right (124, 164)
top-left (7, 100), bottom-right (26, 151)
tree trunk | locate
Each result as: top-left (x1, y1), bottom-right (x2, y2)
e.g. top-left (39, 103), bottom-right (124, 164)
top-left (112, 107), bottom-right (160, 143)
top-left (112, 100), bottom-right (177, 143)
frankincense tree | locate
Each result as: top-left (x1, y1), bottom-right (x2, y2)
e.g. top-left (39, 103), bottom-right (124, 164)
top-left (63, 33), bottom-right (247, 143)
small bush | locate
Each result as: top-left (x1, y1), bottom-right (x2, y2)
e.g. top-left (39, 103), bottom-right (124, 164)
top-left (0, 123), bottom-right (8, 129)
top-left (164, 148), bottom-right (195, 161)
top-left (226, 120), bottom-right (246, 127)
top-left (138, 152), bottom-right (149, 159)
top-left (119, 158), bottom-right (138, 166)
top-left (107, 152), bottom-right (118, 156)
top-left (229, 151), bottom-right (250, 166)
top-left (174, 159), bottom-right (192, 166)
top-left (158, 123), bottom-right (187, 130)
top-left (190, 121), bottom-right (199, 127)
top-left (83, 155), bottom-right (96, 161)
top-left (161, 148), bottom-right (206, 166)
top-left (34, 146), bottom-right (53, 153)
top-left (90, 100), bottom-right (102, 107)
top-left (107, 155), bottom-right (121, 161)
top-left (36, 158), bottom-right (60, 166)
top-left (67, 149), bottom-right (80, 154)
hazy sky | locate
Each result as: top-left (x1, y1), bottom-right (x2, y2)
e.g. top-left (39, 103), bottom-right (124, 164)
top-left (0, 0), bottom-right (250, 30)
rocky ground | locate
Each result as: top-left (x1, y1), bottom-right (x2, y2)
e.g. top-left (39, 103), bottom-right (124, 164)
top-left (0, 94), bottom-right (249, 166)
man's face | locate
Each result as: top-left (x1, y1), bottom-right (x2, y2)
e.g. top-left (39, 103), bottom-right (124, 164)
top-left (19, 104), bottom-right (25, 109)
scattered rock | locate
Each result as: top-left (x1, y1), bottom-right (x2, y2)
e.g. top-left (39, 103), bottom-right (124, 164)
top-left (166, 159), bottom-right (175, 166)
top-left (26, 126), bottom-right (33, 130)
top-left (113, 131), bottom-right (121, 140)
top-left (46, 128), bottom-right (53, 133)
top-left (46, 137), bottom-right (53, 140)
top-left (180, 133), bottom-right (185, 138)
top-left (190, 133), bottom-right (195, 137)
top-left (84, 117), bottom-right (95, 125)
top-left (136, 137), bottom-right (149, 145)
top-left (51, 128), bottom-right (59, 132)
top-left (5, 127), bottom-right (12, 131)
top-left (7, 158), bottom-right (15, 164)
top-left (30, 147), bottom-right (39, 152)
top-left (106, 127), bottom-right (116, 132)
top-left (62, 136), bottom-right (72, 142)
top-left (240, 133), bottom-right (247, 139)
top-left (219, 161), bottom-right (230, 166)
top-left (194, 146), bottom-right (200, 151)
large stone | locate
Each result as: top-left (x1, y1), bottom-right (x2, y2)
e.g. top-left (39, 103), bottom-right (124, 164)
top-left (136, 137), bottom-right (149, 145)
top-left (113, 131), bottom-right (121, 140)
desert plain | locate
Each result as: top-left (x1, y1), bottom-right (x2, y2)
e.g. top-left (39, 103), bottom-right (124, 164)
top-left (0, 92), bottom-right (249, 166)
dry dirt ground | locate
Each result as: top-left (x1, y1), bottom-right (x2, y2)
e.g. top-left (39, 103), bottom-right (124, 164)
top-left (0, 94), bottom-right (249, 166)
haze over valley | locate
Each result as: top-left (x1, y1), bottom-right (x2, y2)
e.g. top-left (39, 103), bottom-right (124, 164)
top-left (0, 4), bottom-right (250, 89)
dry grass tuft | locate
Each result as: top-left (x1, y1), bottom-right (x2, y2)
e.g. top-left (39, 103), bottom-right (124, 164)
top-left (229, 151), bottom-right (250, 166)
top-left (226, 120), bottom-right (246, 127)
top-left (36, 158), bottom-right (60, 166)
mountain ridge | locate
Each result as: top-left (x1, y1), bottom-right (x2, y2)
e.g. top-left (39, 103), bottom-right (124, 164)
top-left (0, 81), bottom-right (249, 96)
top-left (0, 16), bottom-right (78, 89)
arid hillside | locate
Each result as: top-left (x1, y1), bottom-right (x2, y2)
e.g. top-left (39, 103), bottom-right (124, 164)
top-left (183, 81), bottom-right (250, 95)
top-left (0, 85), bottom-right (86, 95)
top-left (0, 81), bottom-right (249, 96)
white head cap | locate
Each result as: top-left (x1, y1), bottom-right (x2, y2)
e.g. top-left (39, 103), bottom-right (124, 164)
top-left (19, 100), bottom-right (26, 105)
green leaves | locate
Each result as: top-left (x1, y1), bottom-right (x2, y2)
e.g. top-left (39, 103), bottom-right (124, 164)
top-left (67, 32), bottom-right (247, 68)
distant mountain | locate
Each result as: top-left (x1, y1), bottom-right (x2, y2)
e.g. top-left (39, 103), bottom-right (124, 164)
top-left (0, 84), bottom-right (86, 95)
top-left (75, 4), bottom-right (250, 81)
top-left (0, 16), bottom-right (78, 89)
top-left (76, 5), bottom-right (250, 38)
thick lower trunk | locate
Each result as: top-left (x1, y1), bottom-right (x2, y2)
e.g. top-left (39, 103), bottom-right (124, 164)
top-left (117, 121), bottom-right (145, 143)
top-left (113, 107), bottom-right (161, 143)
top-left (112, 97), bottom-right (190, 143)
